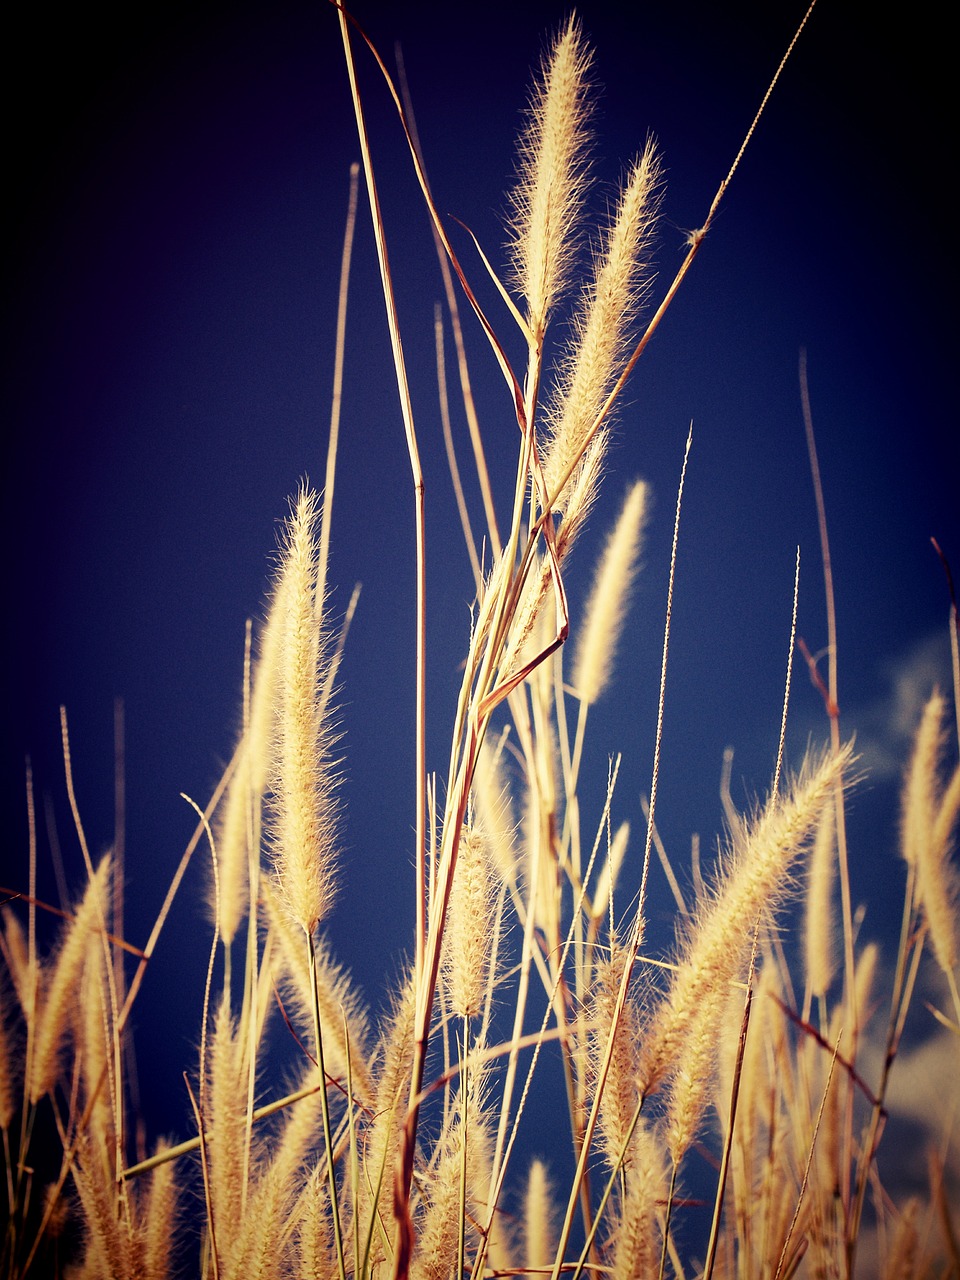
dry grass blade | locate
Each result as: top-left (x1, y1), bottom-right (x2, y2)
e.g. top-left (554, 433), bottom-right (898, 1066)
top-left (8, 7), bottom-right (954, 1280)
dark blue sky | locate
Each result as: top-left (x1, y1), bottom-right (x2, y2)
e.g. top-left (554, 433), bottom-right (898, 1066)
top-left (4, 0), bottom-right (956, 1160)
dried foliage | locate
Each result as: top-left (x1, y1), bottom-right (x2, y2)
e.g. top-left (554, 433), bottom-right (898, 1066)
top-left (4, 9), bottom-right (958, 1280)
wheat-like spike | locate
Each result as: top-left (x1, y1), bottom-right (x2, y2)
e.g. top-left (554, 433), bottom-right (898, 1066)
top-left (250, 568), bottom-right (291, 794)
top-left (509, 14), bottom-right (594, 336)
top-left (215, 573), bottom-right (291, 947)
top-left (0, 964), bottom-right (18, 1131)
top-left (472, 735), bottom-right (519, 886)
top-left (902, 691), bottom-right (960, 975)
top-left (29, 853), bottom-right (111, 1103)
top-left (814, 943), bottom-right (877, 1200)
top-left (222, 1154), bottom-right (291, 1280)
top-left (609, 1116), bottom-right (666, 1280)
top-left (269, 485), bottom-right (340, 936)
top-left (584, 941), bottom-right (643, 1169)
top-left (411, 1116), bottom-right (464, 1280)
top-left (924, 760), bottom-right (960, 974)
top-left (140, 1145), bottom-right (179, 1280)
top-left (523, 1158), bottom-right (556, 1272)
top-left (295, 1167), bottom-right (337, 1279)
top-left (639, 745), bottom-right (853, 1095)
top-left (452, 1068), bottom-right (511, 1273)
top-left (717, 963), bottom-right (779, 1212)
top-left (541, 142), bottom-right (663, 517)
top-left (901, 690), bottom-right (946, 871)
top-left (72, 1131), bottom-right (138, 1279)
top-left (572, 479), bottom-right (648, 705)
top-left (205, 997), bottom-right (250, 1274)
top-left (441, 825), bottom-right (499, 1020)
top-left (223, 1066), bottom-right (336, 1280)
top-left (1, 906), bottom-right (31, 1019)
top-left (852, 940), bottom-right (879, 1031)
top-left (260, 1064), bottom-right (327, 1201)
top-left (216, 576), bottom-right (291, 947)
top-left (662, 985), bottom-right (725, 1166)
top-left (78, 927), bottom-right (114, 1154)
top-left (213, 763), bottom-right (253, 952)
top-left (804, 796), bottom-right (836, 1003)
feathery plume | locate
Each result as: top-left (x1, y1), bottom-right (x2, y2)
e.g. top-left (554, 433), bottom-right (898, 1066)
top-left (71, 1132), bottom-right (132, 1279)
top-left (883, 1198), bottom-right (921, 1280)
top-left (30, 853), bottom-right (111, 1103)
top-left (509, 15), bottom-right (594, 335)
top-left (442, 824), bottom-right (500, 1020)
top-left (269, 486), bottom-right (340, 936)
top-left (222, 1154), bottom-right (292, 1280)
top-left (804, 796), bottom-right (836, 1001)
top-left (141, 1146), bottom-right (179, 1280)
top-left (662, 985), bottom-right (725, 1165)
top-left (205, 997), bottom-right (251, 1271)
top-left (295, 1167), bottom-right (337, 1279)
top-left (1, 906), bottom-right (32, 1017)
top-left (639, 744), bottom-right (853, 1095)
top-left (72, 1133), bottom-right (177, 1280)
top-left (572, 479), bottom-right (648, 705)
top-left (901, 690), bottom-right (960, 973)
top-left (901, 690), bottom-right (947, 871)
top-left (0, 967), bottom-right (18, 1131)
top-left (412, 1073), bottom-right (500, 1280)
top-left (927, 762), bottom-right (960, 972)
top-left (213, 763), bottom-right (255, 952)
top-left (472, 736), bottom-right (518, 886)
top-left (584, 941), bottom-right (643, 1169)
top-left (523, 1159), bottom-right (555, 1272)
top-left (412, 1121), bottom-right (464, 1280)
top-left (609, 1118), bottom-right (665, 1280)
top-left (78, 925), bottom-right (115, 1150)
top-left (541, 142), bottom-right (662, 517)
top-left (215, 574), bottom-right (290, 947)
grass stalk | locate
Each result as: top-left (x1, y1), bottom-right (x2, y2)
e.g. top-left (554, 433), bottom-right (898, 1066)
top-left (306, 928), bottom-right (347, 1280)
top-left (7, 9), bottom-right (956, 1279)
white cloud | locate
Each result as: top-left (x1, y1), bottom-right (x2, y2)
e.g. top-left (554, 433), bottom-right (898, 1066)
top-left (848, 630), bottom-right (955, 782)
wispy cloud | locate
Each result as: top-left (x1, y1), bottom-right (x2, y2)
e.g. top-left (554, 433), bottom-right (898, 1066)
top-left (848, 630), bottom-right (954, 782)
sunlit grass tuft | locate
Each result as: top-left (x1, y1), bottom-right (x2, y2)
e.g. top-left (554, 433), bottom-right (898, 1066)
top-left (3, 8), bottom-right (958, 1280)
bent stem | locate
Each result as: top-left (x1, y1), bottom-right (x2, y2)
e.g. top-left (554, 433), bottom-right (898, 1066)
top-left (307, 928), bottom-right (347, 1280)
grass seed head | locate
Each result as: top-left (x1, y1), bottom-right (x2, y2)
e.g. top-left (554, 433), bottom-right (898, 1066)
top-left (269, 486), bottom-right (340, 936)
top-left (509, 14), bottom-right (594, 336)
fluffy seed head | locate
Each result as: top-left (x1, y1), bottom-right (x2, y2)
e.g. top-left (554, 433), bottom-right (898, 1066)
top-left (214, 593), bottom-right (288, 946)
top-left (541, 142), bottom-right (663, 518)
top-left (442, 825), bottom-right (499, 1020)
top-left (269, 486), bottom-right (340, 935)
top-left (804, 796), bottom-right (836, 1000)
top-left (639, 744), bottom-right (853, 1095)
top-left (30, 854), bottom-right (112, 1103)
top-left (509, 15), bottom-right (594, 334)
top-left (901, 690), bottom-right (960, 972)
top-left (572, 479), bottom-right (648, 705)
top-left (523, 1160), bottom-right (556, 1270)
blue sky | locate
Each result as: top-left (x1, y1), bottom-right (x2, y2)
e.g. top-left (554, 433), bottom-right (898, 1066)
top-left (4, 0), bottom-right (957, 1200)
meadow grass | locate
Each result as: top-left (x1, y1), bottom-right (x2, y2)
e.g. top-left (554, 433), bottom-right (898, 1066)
top-left (3, 5), bottom-right (959, 1278)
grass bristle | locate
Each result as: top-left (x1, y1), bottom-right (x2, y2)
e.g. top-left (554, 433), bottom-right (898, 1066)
top-left (5, 10), bottom-right (957, 1280)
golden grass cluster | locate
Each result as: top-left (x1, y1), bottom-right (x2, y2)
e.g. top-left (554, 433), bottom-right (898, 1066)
top-left (3, 8), bottom-right (959, 1279)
